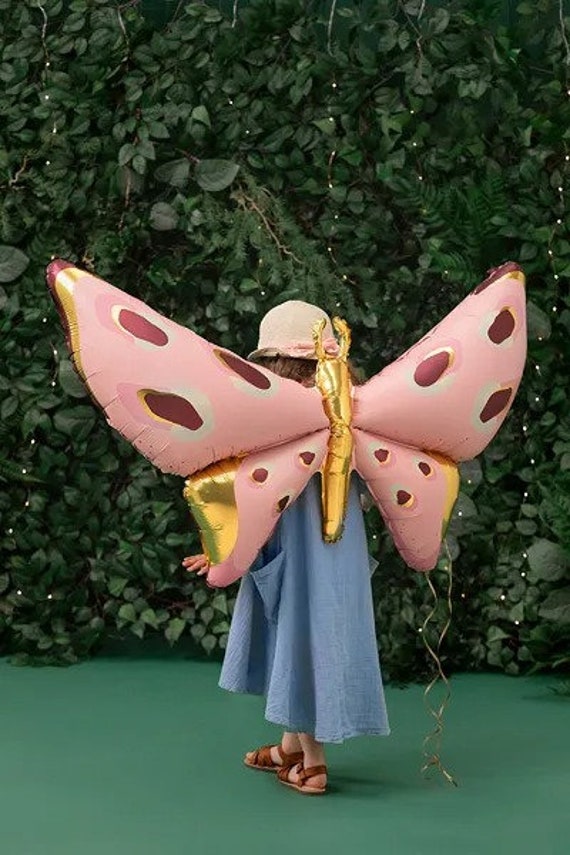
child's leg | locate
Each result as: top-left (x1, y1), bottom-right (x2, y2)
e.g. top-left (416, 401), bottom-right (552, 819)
top-left (245, 732), bottom-right (302, 767)
top-left (279, 732), bottom-right (327, 789)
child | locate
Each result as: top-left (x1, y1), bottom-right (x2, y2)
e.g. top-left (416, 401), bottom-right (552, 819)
top-left (183, 300), bottom-right (390, 796)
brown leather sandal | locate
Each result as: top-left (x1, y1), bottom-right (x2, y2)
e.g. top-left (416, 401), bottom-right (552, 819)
top-left (277, 762), bottom-right (328, 795)
top-left (244, 744), bottom-right (304, 773)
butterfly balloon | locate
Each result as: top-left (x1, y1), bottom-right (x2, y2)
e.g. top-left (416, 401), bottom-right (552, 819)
top-left (46, 260), bottom-right (527, 587)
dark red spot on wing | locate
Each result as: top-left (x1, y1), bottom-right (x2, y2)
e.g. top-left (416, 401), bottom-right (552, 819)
top-left (119, 309), bottom-right (168, 346)
top-left (414, 351), bottom-right (452, 387)
top-left (300, 452), bottom-right (315, 466)
top-left (418, 462), bottom-right (432, 476)
top-left (144, 392), bottom-right (203, 430)
top-left (277, 496), bottom-right (290, 512)
top-left (487, 309), bottom-right (515, 344)
top-left (252, 468), bottom-right (268, 483)
top-left (397, 490), bottom-right (413, 506)
top-left (216, 350), bottom-right (272, 390)
top-left (480, 388), bottom-right (512, 423)
top-left (374, 449), bottom-right (390, 463)
top-left (472, 262), bottom-right (522, 295)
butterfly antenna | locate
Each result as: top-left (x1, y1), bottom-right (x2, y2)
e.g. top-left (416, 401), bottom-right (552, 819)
top-left (312, 319), bottom-right (327, 360)
top-left (332, 317), bottom-right (351, 360)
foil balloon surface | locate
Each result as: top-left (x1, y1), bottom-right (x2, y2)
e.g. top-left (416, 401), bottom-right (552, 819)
top-left (46, 260), bottom-right (527, 587)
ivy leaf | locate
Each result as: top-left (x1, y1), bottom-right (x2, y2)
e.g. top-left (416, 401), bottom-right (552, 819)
top-left (165, 617), bottom-right (186, 645)
top-left (0, 246), bottom-right (29, 282)
top-left (527, 301), bottom-right (551, 340)
top-left (154, 159), bottom-right (190, 188)
top-left (539, 588), bottom-right (570, 624)
top-left (191, 105), bottom-right (211, 127)
top-left (150, 202), bottom-right (178, 230)
top-left (58, 359), bottom-right (87, 399)
top-left (526, 539), bottom-right (570, 582)
top-left (195, 159), bottom-right (240, 192)
top-left (118, 603), bottom-right (137, 623)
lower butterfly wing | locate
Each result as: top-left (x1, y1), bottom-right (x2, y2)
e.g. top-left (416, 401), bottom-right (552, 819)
top-left (46, 261), bottom-right (328, 476)
top-left (353, 263), bottom-right (526, 461)
top-left (187, 432), bottom-right (328, 587)
top-left (354, 430), bottom-right (459, 571)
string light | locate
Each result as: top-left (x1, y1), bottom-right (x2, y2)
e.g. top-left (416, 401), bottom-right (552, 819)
top-left (500, 594), bottom-right (506, 601)
top-left (7, 528), bottom-right (13, 535)
top-left (17, 590), bottom-right (22, 596)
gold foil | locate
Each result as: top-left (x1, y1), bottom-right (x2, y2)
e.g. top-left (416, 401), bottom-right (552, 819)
top-left (430, 452), bottom-right (460, 537)
top-left (53, 267), bottom-right (87, 382)
top-left (314, 317), bottom-right (354, 542)
top-left (183, 459), bottom-right (241, 565)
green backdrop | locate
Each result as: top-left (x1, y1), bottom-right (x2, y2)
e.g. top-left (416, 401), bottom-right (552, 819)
top-left (1, 0), bottom-right (569, 680)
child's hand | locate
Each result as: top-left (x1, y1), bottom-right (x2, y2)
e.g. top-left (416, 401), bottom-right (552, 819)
top-left (182, 554), bottom-right (209, 576)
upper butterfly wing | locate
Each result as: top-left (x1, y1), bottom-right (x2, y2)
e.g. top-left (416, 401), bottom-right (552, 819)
top-left (47, 261), bottom-right (328, 476)
top-left (353, 263), bottom-right (527, 461)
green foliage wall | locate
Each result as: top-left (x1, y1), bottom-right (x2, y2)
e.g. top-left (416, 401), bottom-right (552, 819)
top-left (1, 0), bottom-right (570, 679)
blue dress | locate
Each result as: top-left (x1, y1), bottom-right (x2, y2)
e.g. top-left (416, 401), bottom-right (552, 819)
top-left (219, 475), bottom-right (390, 744)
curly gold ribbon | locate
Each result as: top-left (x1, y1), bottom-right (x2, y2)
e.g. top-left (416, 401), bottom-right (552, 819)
top-left (420, 540), bottom-right (458, 787)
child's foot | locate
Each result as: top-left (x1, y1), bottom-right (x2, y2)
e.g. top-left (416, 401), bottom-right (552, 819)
top-left (277, 762), bottom-right (328, 795)
top-left (244, 743), bottom-right (303, 771)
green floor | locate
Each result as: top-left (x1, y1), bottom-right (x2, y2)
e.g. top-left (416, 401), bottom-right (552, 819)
top-left (1, 650), bottom-right (568, 855)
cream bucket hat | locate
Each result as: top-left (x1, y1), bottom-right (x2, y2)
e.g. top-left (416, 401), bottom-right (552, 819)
top-left (248, 300), bottom-right (340, 361)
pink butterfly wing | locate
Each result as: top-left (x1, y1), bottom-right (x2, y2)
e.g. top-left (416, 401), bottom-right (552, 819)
top-left (47, 261), bottom-right (328, 477)
top-left (353, 263), bottom-right (527, 461)
top-left (204, 433), bottom-right (328, 587)
top-left (354, 431), bottom-right (459, 571)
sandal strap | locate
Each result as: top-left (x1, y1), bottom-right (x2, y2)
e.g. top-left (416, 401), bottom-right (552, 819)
top-left (250, 745), bottom-right (275, 767)
top-left (298, 764), bottom-right (327, 784)
top-left (277, 762), bottom-right (301, 783)
top-left (277, 745), bottom-right (304, 765)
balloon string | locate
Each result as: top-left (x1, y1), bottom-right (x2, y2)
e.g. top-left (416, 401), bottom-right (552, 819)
top-left (421, 540), bottom-right (457, 787)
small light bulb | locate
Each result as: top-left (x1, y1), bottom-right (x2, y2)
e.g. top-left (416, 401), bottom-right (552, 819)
top-left (328, 182), bottom-right (333, 189)
top-left (412, 141), bottom-right (417, 147)
top-left (372, 534), bottom-right (377, 540)
top-left (523, 425), bottom-right (528, 432)
top-left (25, 500), bottom-right (30, 507)
top-left (410, 109), bottom-right (415, 114)
top-left (336, 302), bottom-right (341, 308)
top-left (342, 274), bottom-right (348, 281)
top-left (548, 249), bottom-right (553, 256)
top-left (535, 396), bottom-right (540, 402)
top-left (329, 117), bottom-right (334, 123)
top-left (45, 160), bottom-right (50, 166)
top-left (566, 155), bottom-right (570, 161)
top-left (530, 458), bottom-right (535, 464)
top-left (554, 274), bottom-right (559, 280)
top-left (467, 479), bottom-right (472, 484)
top-left (538, 336), bottom-right (543, 341)
top-left (44, 94), bottom-right (50, 100)
top-left (557, 219), bottom-right (562, 225)
top-left (8, 528), bottom-right (13, 535)
top-left (327, 246), bottom-right (333, 253)
top-left (418, 174), bottom-right (424, 181)
top-left (514, 620), bottom-right (520, 626)
top-left (444, 269), bottom-right (449, 275)
top-left (334, 214), bottom-right (339, 220)
top-left (523, 492), bottom-right (528, 499)
top-left (558, 186), bottom-right (564, 193)
top-left (521, 571), bottom-right (526, 578)
top-left (30, 439), bottom-right (36, 445)
top-left (500, 594), bottom-right (506, 601)
top-left (53, 349), bottom-right (58, 357)
top-left (22, 468), bottom-right (27, 475)
top-left (17, 589), bottom-right (22, 596)
top-left (332, 82), bottom-right (337, 89)
top-left (457, 511), bottom-right (463, 517)
top-left (51, 381), bottom-right (56, 387)
top-left (47, 593), bottom-right (53, 600)
top-left (42, 317), bottom-right (47, 323)
top-left (460, 593), bottom-right (466, 599)
top-left (522, 552), bottom-right (528, 559)
top-left (228, 99), bottom-right (233, 105)
top-left (418, 627), bottom-right (423, 633)
top-left (245, 129), bottom-right (250, 135)
top-left (552, 306), bottom-right (558, 312)
top-left (52, 127), bottom-right (57, 134)
top-left (260, 290), bottom-right (265, 296)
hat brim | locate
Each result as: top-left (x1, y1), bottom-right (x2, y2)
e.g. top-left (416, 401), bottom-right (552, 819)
top-left (248, 347), bottom-right (318, 362)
